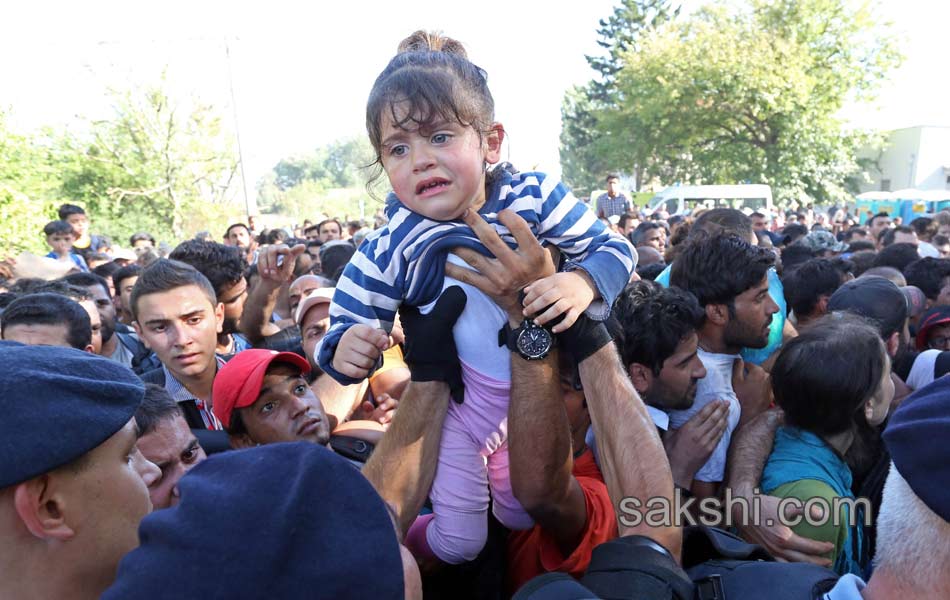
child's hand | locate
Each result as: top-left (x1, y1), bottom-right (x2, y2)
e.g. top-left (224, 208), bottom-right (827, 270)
top-left (522, 271), bottom-right (598, 333)
top-left (332, 325), bottom-right (391, 380)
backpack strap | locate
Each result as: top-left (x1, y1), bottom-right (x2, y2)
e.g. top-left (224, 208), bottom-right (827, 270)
top-left (682, 526), bottom-right (773, 567)
top-left (580, 535), bottom-right (694, 600)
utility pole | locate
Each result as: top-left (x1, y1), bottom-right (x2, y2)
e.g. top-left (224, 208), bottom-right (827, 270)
top-left (225, 38), bottom-right (253, 219)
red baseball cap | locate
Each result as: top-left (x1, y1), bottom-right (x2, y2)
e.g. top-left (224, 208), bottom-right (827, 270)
top-left (212, 350), bottom-right (311, 429)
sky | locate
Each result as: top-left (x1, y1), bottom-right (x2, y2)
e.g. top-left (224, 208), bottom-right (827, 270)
top-left (2, 0), bottom-right (947, 206)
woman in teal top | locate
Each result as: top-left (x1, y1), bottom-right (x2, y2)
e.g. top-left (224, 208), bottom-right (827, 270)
top-left (761, 313), bottom-right (894, 577)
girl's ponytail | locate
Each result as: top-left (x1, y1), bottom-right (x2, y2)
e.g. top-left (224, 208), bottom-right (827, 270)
top-left (397, 30), bottom-right (468, 58)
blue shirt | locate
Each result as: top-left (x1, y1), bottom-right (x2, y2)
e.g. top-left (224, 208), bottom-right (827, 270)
top-left (45, 251), bottom-right (89, 272)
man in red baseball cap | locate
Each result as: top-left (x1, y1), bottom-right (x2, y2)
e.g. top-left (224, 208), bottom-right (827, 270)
top-left (212, 349), bottom-right (332, 449)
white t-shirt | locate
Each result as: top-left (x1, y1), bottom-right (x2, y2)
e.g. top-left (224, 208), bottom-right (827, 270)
top-left (667, 348), bottom-right (741, 482)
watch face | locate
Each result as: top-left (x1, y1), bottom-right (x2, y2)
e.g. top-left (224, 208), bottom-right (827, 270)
top-left (516, 324), bottom-right (552, 359)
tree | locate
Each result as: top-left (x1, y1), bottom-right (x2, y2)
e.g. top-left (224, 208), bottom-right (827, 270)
top-left (559, 85), bottom-right (612, 195)
top-left (586, 0), bottom-right (681, 101)
top-left (564, 0), bottom-right (900, 204)
top-left (259, 136), bottom-right (387, 222)
top-left (560, 0), bottom-right (681, 193)
top-left (0, 112), bottom-right (59, 255)
top-left (54, 73), bottom-right (243, 243)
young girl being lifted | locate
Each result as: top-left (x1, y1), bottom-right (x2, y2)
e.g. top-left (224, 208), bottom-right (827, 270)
top-left (318, 31), bottom-right (636, 564)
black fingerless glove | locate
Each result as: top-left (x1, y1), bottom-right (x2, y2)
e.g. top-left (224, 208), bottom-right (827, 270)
top-left (399, 286), bottom-right (467, 403)
top-left (556, 312), bottom-right (613, 364)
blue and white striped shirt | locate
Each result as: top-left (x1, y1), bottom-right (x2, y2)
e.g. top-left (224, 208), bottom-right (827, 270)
top-left (318, 170), bottom-right (637, 384)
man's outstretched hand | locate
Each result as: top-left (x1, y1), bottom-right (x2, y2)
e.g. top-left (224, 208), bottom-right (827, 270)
top-left (445, 209), bottom-right (556, 322)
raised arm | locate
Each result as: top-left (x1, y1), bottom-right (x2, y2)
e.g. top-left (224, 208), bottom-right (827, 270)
top-left (573, 331), bottom-right (681, 559)
top-left (446, 210), bottom-right (591, 553)
top-left (362, 380), bottom-right (449, 538)
top-left (725, 408), bottom-right (834, 564)
top-left (361, 287), bottom-right (466, 538)
top-left (239, 244), bottom-right (303, 345)
top-left (448, 209), bottom-right (678, 558)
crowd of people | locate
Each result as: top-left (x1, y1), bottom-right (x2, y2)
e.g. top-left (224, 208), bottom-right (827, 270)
top-left (2, 30), bottom-right (949, 600)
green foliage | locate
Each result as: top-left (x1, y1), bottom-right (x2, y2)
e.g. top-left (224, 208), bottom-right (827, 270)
top-left (0, 112), bottom-right (59, 254)
top-left (562, 0), bottom-right (901, 205)
top-left (586, 0), bottom-right (681, 99)
top-left (53, 75), bottom-right (243, 244)
top-left (561, 0), bottom-right (680, 193)
top-left (259, 136), bottom-right (387, 222)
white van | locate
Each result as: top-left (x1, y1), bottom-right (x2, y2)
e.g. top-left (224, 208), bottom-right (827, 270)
top-left (646, 184), bottom-right (773, 217)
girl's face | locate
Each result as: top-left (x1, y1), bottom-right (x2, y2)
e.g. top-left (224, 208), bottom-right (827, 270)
top-left (865, 352), bottom-right (895, 426)
top-left (379, 110), bottom-right (503, 221)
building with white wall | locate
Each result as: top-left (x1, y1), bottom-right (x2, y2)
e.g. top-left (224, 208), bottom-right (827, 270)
top-left (861, 126), bottom-right (950, 193)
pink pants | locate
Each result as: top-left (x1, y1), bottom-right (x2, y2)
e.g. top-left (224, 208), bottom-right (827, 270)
top-left (406, 361), bottom-right (534, 564)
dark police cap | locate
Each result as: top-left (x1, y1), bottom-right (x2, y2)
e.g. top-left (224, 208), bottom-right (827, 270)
top-left (0, 341), bottom-right (144, 488)
top-left (828, 276), bottom-right (907, 337)
top-left (883, 375), bottom-right (950, 522)
top-left (103, 442), bottom-right (404, 600)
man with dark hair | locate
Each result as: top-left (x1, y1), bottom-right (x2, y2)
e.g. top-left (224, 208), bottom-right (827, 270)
top-left (867, 212), bottom-right (894, 246)
top-left (782, 258), bottom-right (854, 329)
top-left (617, 212), bottom-right (640, 239)
top-left (303, 224), bottom-right (321, 241)
top-left (169, 240), bottom-right (252, 357)
top-left (318, 240), bottom-right (356, 283)
top-left (85, 252), bottom-right (112, 270)
top-left (223, 223), bottom-right (257, 263)
top-left (130, 232), bottom-right (156, 254)
top-left (842, 227), bottom-right (870, 243)
top-left (134, 384), bottom-right (206, 509)
top-left (880, 225), bottom-right (918, 248)
top-left (872, 242), bottom-right (920, 272)
top-left (62, 272), bottom-right (157, 373)
top-left (316, 218), bottom-right (343, 243)
top-left (113, 264), bottom-right (141, 325)
top-left (1, 293), bottom-right (94, 351)
top-left (780, 223), bottom-right (809, 247)
top-left (93, 261), bottom-right (122, 293)
top-left (212, 349), bottom-right (332, 449)
top-left (656, 208), bottom-right (790, 367)
top-left (132, 259), bottom-right (225, 431)
top-left (305, 239), bottom-right (323, 271)
top-left (845, 239), bottom-right (876, 253)
top-left (669, 234), bottom-right (778, 497)
top-left (24, 282), bottom-right (101, 354)
top-left (934, 234), bottom-right (950, 258)
top-left (594, 174), bottom-right (631, 219)
top-left (0, 343), bottom-right (160, 600)
top-left (903, 257), bottom-right (950, 308)
top-left (611, 281), bottom-right (730, 494)
top-left (692, 208), bottom-right (755, 240)
top-left (630, 222), bottom-right (667, 255)
top-left (57, 203), bottom-right (108, 261)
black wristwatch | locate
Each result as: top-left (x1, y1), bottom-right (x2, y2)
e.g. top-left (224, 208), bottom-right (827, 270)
top-left (499, 318), bottom-right (554, 360)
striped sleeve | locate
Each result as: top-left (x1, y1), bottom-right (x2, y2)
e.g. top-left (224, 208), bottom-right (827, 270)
top-left (317, 223), bottom-right (408, 385)
top-left (515, 173), bottom-right (637, 317)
